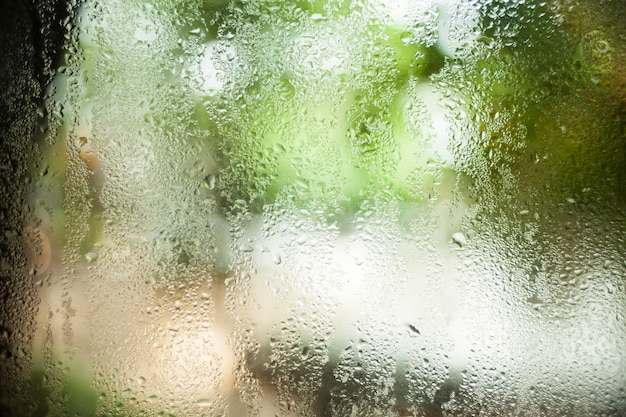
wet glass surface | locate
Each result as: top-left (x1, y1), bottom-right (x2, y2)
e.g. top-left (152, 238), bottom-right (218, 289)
top-left (1, 0), bottom-right (625, 416)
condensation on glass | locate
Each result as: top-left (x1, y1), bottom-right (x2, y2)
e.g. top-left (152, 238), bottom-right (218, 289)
top-left (1, 0), bottom-right (625, 416)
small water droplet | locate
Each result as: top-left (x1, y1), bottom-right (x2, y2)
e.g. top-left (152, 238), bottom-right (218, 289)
top-left (197, 398), bottom-right (212, 407)
top-left (606, 283), bottom-right (615, 294)
top-left (408, 324), bottom-right (420, 336)
top-left (452, 232), bottom-right (467, 247)
top-left (595, 40), bottom-right (610, 54)
top-left (240, 243), bottom-right (254, 252)
top-left (301, 346), bottom-right (310, 360)
top-left (85, 252), bottom-right (98, 263)
top-left (203, 174), bottom-right (216, 190)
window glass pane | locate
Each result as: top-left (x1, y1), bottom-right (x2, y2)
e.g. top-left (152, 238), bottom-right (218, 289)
top-left (2, 0), bottom-right (625, 416)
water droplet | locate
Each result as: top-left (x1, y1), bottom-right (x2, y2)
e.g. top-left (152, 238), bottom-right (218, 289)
top-left (310, 13), bottom-right (326, 21)
top-left (301, 346), bottom-right (310, 360)
top-left (408, 324), bottom-right (420, 335)
top-left (277, 77), bottom-right (295, 98)
top-left (85, 252), bottom-right (98, 263)
top-left (197, 398), bottom-right (212, 407)
top-left (595, 39), bottom-right (610, 54)
top-left (452, 232), bottom-right (467, 247)
top-left (203, 174), bottom-right (216, 190)
top-left (606, 283), bottom-right (615, 294)
top-left (579, 279), bottom-right (590, 290)
top-left (240, 243), bottom-right (254, 252)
